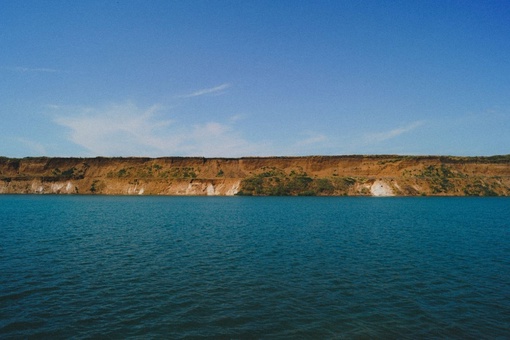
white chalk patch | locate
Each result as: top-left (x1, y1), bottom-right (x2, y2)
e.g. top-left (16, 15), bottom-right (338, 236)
top-left (226, 181), bottom-right (241, 196)
top-left (207, 183), bottom-right (216, 196)
top-left (370, 180), bottom-right (394, 197)
top-left (66, 182), bottom-right (73, 193)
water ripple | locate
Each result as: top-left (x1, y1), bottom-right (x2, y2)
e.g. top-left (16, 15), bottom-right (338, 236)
top-left (1, 196), bottom-right (509, 338)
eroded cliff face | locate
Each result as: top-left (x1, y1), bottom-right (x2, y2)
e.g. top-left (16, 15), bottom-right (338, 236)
top-left (0, 155), bottom-right (509, 196)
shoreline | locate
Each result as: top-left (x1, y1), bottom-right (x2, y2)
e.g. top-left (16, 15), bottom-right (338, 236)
top-left (1, 155), bottom-right (509, 196)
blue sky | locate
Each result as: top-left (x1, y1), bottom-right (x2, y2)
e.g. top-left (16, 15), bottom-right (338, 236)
top-left (1, 0), bottom-right (509, 157)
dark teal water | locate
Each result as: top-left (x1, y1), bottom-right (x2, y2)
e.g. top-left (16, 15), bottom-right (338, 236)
top-left (1, 196), bottom-right (509, 338)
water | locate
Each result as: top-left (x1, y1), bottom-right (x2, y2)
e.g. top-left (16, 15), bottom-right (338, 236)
top-left (1, 196), bottom-right (509, 338)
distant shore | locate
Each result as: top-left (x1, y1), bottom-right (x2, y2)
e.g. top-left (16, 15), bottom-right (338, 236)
top-left (1, 155), bottom-right (509, 196)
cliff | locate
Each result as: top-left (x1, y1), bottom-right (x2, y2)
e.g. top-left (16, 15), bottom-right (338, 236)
top-left (1, 155), bottom-right (509, 196)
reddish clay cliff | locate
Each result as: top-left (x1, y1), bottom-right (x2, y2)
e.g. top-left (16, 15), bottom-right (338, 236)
top-left (0, 155), bottom-right (509, 196)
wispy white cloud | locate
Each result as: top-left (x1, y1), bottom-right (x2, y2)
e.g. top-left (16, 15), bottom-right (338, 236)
top-left (53, 101), bottom-right (266, 157)
top-left (275, 132), bottom-right (330, 156)
top-left (178, 83), bottom-right (231, 98)
top-left (295, 132), bottom-right (327, 146)
top-left (55, 102), bottom-right (173, 156)
top-left (187, 122), bottom-right (264, 157)
top-left (363, 120), bottom-right (425, 144)
top-left (228, 113), bottom-right (246, 122)
top-left (17, 138), bottom-right (47, 155)
top-left (9, 66), bottom-right (60, 73)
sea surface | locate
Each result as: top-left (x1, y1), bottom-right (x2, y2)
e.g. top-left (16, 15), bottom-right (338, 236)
top-left (1, 196), bottom-right (509, 339)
